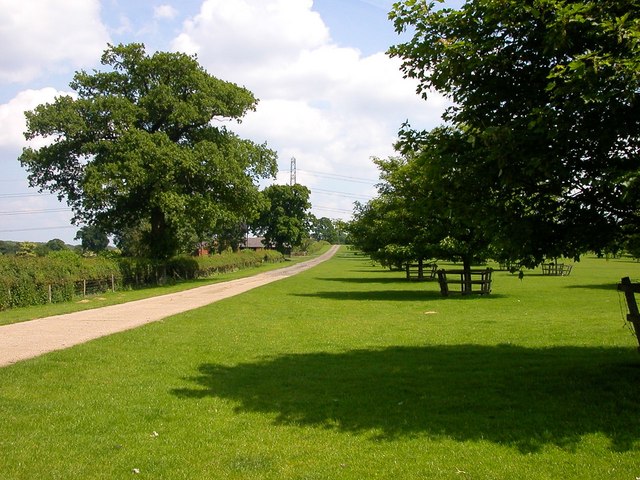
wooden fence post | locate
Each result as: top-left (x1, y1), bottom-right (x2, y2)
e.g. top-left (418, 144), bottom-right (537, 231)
top-left (617, 277), bottom-right (640, 352)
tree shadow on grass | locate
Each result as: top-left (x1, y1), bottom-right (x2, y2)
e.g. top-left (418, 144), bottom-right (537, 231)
top-left (172, 345), bottom-right (640, 453)
top-left (335, 253), bottom-right (369, 260)
top-left (294, 290), bottom-right (507, 301)
top-left (316, 277), bottom-right (413, 285)
top-left (564, 283), bottom-right (620, 291)
top-left (294, 290), bottom-right (444, 302)
top-left (349, 269), bottom-right (404, 274)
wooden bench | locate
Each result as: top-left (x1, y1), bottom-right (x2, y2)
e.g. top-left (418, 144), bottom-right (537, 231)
top-left (541, 263), bottom-right (572, 276)
top-left (616, 277), bottom-right (640, 352)
top-left (437, 269), bottom-right (493, 296)
top-left (405, 262), bottom-right (437, 281)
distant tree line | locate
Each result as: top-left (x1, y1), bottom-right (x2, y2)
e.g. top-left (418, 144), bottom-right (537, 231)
top-left (0, 239), bottom-right (78, 257)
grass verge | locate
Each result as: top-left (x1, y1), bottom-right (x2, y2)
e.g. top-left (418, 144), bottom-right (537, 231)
top-left (0, 248), bottom-right (638, 479)
top-left (0, 249), bottom-right (327, 326)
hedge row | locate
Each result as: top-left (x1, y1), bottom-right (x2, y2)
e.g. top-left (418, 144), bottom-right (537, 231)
top-left (0, 251), bottom-right (121, 310)
top-left (0, 249), bottom-right (285, 311)
top-left (117, 249), bottom-right (284, 286)
top-left (194, 249), bottom-right (284, 276)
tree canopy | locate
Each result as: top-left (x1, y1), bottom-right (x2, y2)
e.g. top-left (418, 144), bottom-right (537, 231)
top-left (20, 43), bottom-right (277, 259)
top-left (75, 226), bottom-right (109, 253)
top-left (349, 128), bottom-right (498, 271)
top-left (387, 0), bottom-right (640, 265)
top-left (45, 238), bottom-right (68, 252)
top-left (310, 216), bottom-right (348, 244)
top-left (253, 184), bottom-right (311, 254)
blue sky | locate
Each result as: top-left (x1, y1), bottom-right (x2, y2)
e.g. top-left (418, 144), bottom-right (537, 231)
top-left (0, 0), bottom-right (461, 244)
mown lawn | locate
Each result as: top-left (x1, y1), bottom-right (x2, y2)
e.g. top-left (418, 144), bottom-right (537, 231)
top-left (0, 248), bottom-right (639, 479)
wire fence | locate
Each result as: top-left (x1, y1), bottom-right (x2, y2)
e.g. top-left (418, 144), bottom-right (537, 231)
top-left (1, 275), bottom-right (118, 310)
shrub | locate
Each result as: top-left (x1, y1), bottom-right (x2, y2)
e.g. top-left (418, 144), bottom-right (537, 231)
top-left (0, 249), bottom-right (285, 310)
top-left (0, 254), bottom-right (121, 310)
top-left (194, 249), bottom-right (284, 277)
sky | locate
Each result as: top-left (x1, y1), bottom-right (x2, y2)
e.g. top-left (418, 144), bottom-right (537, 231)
top-left (0, 0), bottom-right (462, 245)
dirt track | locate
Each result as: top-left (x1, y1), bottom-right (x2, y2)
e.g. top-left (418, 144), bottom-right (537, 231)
top-left (0, 245), bottom-right (340, 367)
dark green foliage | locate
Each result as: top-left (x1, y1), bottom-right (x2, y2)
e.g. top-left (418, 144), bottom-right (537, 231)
top-left (0, 241), bottom-right (19, 256)
top-left (309, 217), bottom-right (348, 245)
top-left (45, 239), bottom-right (68, 252)
top-left (194, 249), bottom-right (284, 276)
top-left (116, 256), bottom-right (199, 286)
top-left (387, 0), bottom-right (640, 264)
top-left (20, 43), bottom-right (277, 259)
top-left (253, 184), bottom-right (312, 254)
top-left (0, 251), bottom-right (121, 310)
top-left (310, 217), bottom-right (340, 244)
top-left (0, 249), bottom-right (284, 310)
top-left (75, 226), bottom-right (109, 253)
top-left (211, 221), bottom-right (250, 254)
top-left (348, 196), bottom-right (414, 269)
top-left (625, 233), bottom-right (640, 260)
top-left (116, 249), bottom-right (284, 287)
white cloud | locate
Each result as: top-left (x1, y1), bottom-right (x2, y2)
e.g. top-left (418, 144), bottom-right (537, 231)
top-left (154, 4), bottom-right (178, 20)
top-left (0, 0), bottom-right (110, 83)
top-left (0, 88), bottom-right (70, 151)
top-left (0, 88), bottom-right (77, 243)
top-left (171, 0), bottom-right (446, 219)
top-left (111, 14), bottom-right (134, 36)
top-left (173, 0), bottom-right (329, 71)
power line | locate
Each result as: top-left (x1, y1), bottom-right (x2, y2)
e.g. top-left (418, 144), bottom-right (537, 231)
top-left (0, 225), bottom-right (76, 233)
top-left (309, 170), bottom-right (377, 183)
top-left (312, 188), bottom-right (373, 200)
top-left (0, 208), bottom-right (72, 216)
top-left (0, 192), bottom-right (57, 199)
top-left (300, 169), bottom-right (378, 185)
top-left (277, 168), bottom-right (377, 185)
top-left (313, 205), bottom-right (354, 214)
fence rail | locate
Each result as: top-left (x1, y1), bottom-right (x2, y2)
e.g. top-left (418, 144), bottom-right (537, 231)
top-left (405, 262), bottom-right (438, 281)
top-left (617, 276), bottom-right (640, 352)
top-left (1, 275), bottom-right (117, 311)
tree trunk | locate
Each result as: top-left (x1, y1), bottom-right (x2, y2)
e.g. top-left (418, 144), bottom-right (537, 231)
top-left (462, 256), bottom-right (472, 295)
top-left (418, 258), bottom-right (424, 281)
top-left (149, 207), bottom-right (172, 260)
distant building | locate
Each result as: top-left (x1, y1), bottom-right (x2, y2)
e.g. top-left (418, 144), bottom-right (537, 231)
top-left (195, 242), bottom-right (209, 256)
top-left (241, 237), bottom-right (267, 250)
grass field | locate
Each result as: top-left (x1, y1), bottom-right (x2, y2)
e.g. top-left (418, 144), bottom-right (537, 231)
top-left (0, 247), bottom-right (639, 479)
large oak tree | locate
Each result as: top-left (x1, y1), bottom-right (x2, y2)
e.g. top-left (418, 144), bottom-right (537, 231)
top-left (20, 43), bottom-right (277, 259)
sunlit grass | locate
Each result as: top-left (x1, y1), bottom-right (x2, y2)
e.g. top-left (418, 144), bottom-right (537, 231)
top-left (0, 248), bottom-right (638, 479)
top-left (0, 251), bottom-right (321, 326)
